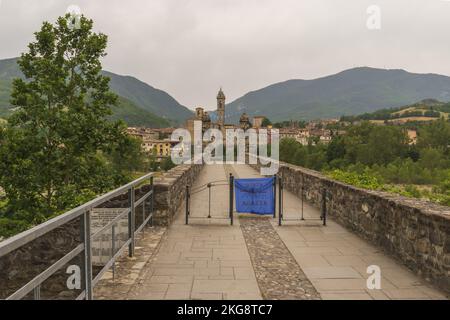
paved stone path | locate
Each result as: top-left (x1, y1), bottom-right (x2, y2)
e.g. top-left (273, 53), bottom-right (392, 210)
top-left (94, 227), bottom-right (166, 300)
top-left (111, 164), bottom-right (447, 300)
top-left (232, 164), bottom-right (447, 300)
top-left (132, 164), bottom-right (262, 300)
top-left (240, 216), bottom-right (320, 300)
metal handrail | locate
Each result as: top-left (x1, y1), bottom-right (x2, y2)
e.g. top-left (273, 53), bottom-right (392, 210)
top-left (0, 172), bottom-right (155, 300)
top-left (190, 180), bottom-right (229, 194)
top-left (91, 208), bottom-right (131, 240)
top-left (185, 175), bottom-right (234, 226)
top-left (6, 244), bottom-right (85, 300)
top-left (0, 173), bottom-right (154, 257)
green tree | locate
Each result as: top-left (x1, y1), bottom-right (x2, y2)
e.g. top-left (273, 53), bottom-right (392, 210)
top-left (418, 119), bottom-right (450, 152)
top-left (262, 117), bottom-right (272, 127)
top-left (418, 148), bottom-right (447, 170)
top-left (363, 126), bottom-right (408, 165)
top-left (0, 14), bottom-right (126, 222)
top-left (107, 135), bottom-right (146, 183)
top-left (326, 135), bottom-right (346, 163)
top-left (160, 157), bottom-right (176, 171)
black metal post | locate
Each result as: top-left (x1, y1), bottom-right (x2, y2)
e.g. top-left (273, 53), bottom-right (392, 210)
top-left (273, 175), bottom-right (277, 218)
top-left (229, 174), bottom-right (234, 226)
top-left (185, 185), bottom-right (190, 225)
top-left (321, 188), bottom-right (327, 226)
top-left (278, 176), bottom-right (283, 226)
top-left (301, 174), bottom-right (305, 221)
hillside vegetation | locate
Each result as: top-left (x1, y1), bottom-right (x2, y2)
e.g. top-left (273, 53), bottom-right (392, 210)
top-left (226, 67), bottom-right (450, 123)
top-left (110, 96), bottom-right (170, 128)
top-left (341, 99), bottom-right (450, 123)
top-left (0, 57), bottom-right (191, 127)
top-left (280, 119), bottom-right (450, 206)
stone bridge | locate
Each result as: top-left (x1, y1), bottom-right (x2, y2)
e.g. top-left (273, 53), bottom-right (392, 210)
top-left (0, 161), bottom-right (449, 300)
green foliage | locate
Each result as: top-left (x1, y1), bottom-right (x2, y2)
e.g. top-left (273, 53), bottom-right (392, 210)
top-left (160, 157), bottom-right (176, 172)
top-left (148, 153), bottom-right (160, 172)
top-left (280, 138), bottom-right (328, 171)
top-left (226, 68), bottom-right (450, 123)
top-left (417, 119), bottom-right (450, 151)
top-left (340, 100), bottom-right (449, 122)
top-left (280, 120), bottom-right (450, 207)
top-left (0, 218), bottom-right (31, 239)
top-left (0, 59), bottom-right (191, 127)
top-left (0, 14), bottom-right (136, 226)
top-left (343, 123), bottom-right (408, 166)
top-left (273, 120), bottom-right (307, 129)
top-left (109, 96), bottom-right (170, 128)
top-left (106, 134), bottom-right (147, 184)
top-left (326, 169), bottom-right (383, 190)
top-left (261, 117), bottom-right (272, 127)
top-left (103, 70), bottom-right (192, 124)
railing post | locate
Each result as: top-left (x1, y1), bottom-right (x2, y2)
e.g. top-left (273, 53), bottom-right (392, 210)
top-left (321, 188), bottom-right (327, 226)
top-left (185, 185), bottom-right (190, 225)
top-left (229, 174), bottom-right (234, 226)
top-left (278, 176), bottom-right (283, 226)
top-left (83, 210), bottom-right (93, 300)
top-left (128, 186), bottom-right (135, 257)
top-left (301, 174), bottom-right (305, 221)
top-left (150, 176), bottom-right (154, 227)
top-left (112, 224), bottom-right (116, 281)
top-left (33, 285), bottom-right (41, 300)
top-left (273, 175), bottom-right (277, 218)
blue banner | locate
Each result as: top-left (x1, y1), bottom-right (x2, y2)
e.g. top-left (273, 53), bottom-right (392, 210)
top-left (234, 177), bottom-right (275, 215)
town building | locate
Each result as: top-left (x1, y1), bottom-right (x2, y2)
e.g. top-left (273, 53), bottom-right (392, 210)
top-left (142, 139), bottom-right (179, 157)
top-left (127, 127), bottom-right (178, 158)
top-left (239, 113), bottom-right (252, 130)
top-left (252, 116), bottom-right (265, 129)
top-left (186, 88), bottom-right (242, 138)
top-left (407, 129), bottom-right (418, 145)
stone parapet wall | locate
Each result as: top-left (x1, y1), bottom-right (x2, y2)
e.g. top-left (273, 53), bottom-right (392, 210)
top-left (152, 164), bottom-right (203, 226)
top-left (250, 160), bottom-right (450, 293)
top-left (94, 164), bottom-right (203, 227)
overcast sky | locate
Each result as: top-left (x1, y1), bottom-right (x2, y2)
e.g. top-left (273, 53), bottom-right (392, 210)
top-left (1, 0), bottom-right (450, 110)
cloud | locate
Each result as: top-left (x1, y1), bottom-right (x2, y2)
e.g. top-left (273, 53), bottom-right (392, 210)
top-left (1, 0), bottom-right (450, 109)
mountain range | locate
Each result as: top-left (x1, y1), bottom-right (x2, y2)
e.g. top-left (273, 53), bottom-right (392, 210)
top-left (3, 57), bottom-right (450, 126)
top-left (225, 67), bottom-right (450, 123)
top-left (0, 57), bottom-right (192, 127)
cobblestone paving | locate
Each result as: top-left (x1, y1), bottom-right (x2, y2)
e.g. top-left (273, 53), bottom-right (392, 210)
top-left (232, 164), bottom-right (448, 300)
top-left (239, 216), bottom-right (321, 300)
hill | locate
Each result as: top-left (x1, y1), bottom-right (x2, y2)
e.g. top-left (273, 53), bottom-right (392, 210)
top-left (103, 70), bottom-right (192, 124)
top-left (341, 99), bottom-right (450, 123)
top-left (109, 96), bottom-right (170, 128)
top-left (0, 57), bottom-right (191, 127)
top-left (226, 67), bottom-right (450, 123)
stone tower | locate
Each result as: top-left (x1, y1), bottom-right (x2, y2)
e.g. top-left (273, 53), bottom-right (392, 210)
top-left (217, 88), bottom-right (226, 130)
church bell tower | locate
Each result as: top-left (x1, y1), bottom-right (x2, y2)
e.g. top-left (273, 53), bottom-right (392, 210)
top-left (217, 88), bottom-right (226, 130)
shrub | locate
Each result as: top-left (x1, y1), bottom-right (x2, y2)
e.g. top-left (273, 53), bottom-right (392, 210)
top-left (0, 218), bottom-right (31, 239)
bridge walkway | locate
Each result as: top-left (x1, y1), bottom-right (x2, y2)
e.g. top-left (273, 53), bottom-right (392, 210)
top-left (121, 164), bottom-right (447, 300)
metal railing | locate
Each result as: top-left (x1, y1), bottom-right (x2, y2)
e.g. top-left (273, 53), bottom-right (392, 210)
top-left (0, 173), bottom-right (155, 300)
top-left (247, 153), bottom-right (328, 226)
top-left (185, 174), bottom-right (234, 226)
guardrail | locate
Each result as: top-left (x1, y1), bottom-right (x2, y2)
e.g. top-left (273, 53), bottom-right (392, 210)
top-left (0, 173), bottom-right (155, 300)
